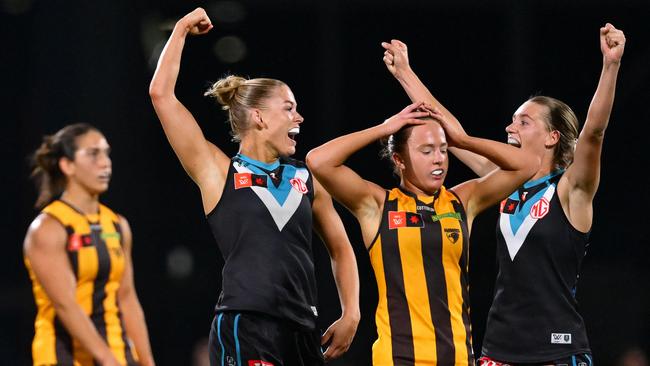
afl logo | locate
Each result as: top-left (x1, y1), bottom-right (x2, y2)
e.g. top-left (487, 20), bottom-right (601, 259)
top-left (290, 178), bottom-right (308, 194)
top-left (530, 197), bottom-right (550, 219)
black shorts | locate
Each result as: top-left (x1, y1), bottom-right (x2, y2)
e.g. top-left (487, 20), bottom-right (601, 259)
top-left (208, 311), bottom-right (324, 366)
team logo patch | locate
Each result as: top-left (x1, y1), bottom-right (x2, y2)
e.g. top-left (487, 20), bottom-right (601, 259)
top-left (550, 333), bottom-right (572, 344)
top-left (290, 177), bottom-right (308, 194)
top-left (388, 211), bottom-right (424, 229)
top-left (500, 198), bottom-right (519, 214)
top-left (530, 197), bottom-right (550, 219)
top-left (445, 228), bottom-right (461, 244)
top-left (248, 361), bottom-right (274, 366)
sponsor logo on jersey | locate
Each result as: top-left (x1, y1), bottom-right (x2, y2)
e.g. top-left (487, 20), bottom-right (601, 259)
top-left (290, 177), bottom-right (308, 194)
top-left (416, 205), bottom-right (435, 213)
top-left (530, 197), bottom-right (550, 219)
top-left (388, 211), bottom-right (424, 229)
top-left (235, 173), bottom-right (268, 189)
top-left (101, 232), bottom-right (121, 240)
top-left (500, 198), bottom-right (519, 214)
top-left (248, 361), bottom-right (274, 366)
top-left (445, 228), bottom-right (461, 244)
top-left (234, 173), bottom-right (252, 189)
top-left (431, 212), bottom-right (462, 222)
top-left (550, 332), bottom-right (572, 344)
top-left (67, 234), bottom-right (83, 251)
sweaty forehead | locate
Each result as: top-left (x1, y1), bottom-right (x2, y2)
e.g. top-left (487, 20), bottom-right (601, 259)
top-left (408, 123), bottom-right (446, 145)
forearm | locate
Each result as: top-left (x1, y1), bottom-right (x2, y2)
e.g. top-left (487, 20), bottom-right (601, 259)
top-left (583, 61), bottom-right (620, 138)
top-left (55, 303), bottom-right (115, 363)
top-left (457, 135), bottom-right (530, 172)
top-left (120, 296), bottom-right (155, 366)
top-left (330, 245), bottom-right (360, 321)
top-left (396, 68), bottom-right (461, 128)
top-left (308, 124), bottom-right (386, 171)
top-left (149, 22), bottom-right (189, 99)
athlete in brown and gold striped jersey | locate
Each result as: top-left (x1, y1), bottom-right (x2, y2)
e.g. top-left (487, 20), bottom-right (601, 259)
top-left (24, 124), bottom-right (155, 366)
top-left (307, 103), bottom-right (540, 365)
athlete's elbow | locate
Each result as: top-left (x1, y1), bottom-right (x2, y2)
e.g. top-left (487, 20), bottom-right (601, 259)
top-left (306, 149), bottom-right (325, 174)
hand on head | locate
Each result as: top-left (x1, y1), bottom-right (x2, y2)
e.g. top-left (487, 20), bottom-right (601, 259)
top-left (421, 103), bottom-right (467, 148)
top-left (600, 23), bottom-right (625, 64)
top-left (181, 7), bottom-right (213, 35)
top-left (382, 39), bottom-right (410, 76)
top-left (382, 101), bottom-right (430, 136)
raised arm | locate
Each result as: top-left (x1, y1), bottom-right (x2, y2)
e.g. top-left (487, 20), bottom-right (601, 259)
top-left (382, 39), bottom-right (497, 176)
top-left (116, 216), bottom-right (155, 366)
top-left (24, 216), bottom-right (121, 366)
top-left (306, 102), bottom-right (429, 245)
top-left (563, 24), bottom-right (625, 204)
top-left (428, 108), bottom-right (540, 226)
top-left (311, 178), bottom-right (359, 361)
top-left (149, 8), bottom-right (230, 212)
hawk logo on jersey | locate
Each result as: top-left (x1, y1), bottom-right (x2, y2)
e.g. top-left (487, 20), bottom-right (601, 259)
top-left (290, 177), bottom-right (308, 194)
top-left (530, 197), bottom-right (550, 219)
top-left (445, 228), bottom-right (461, 244)
top-left (388, 211), bottom-right (424, 229)
top-left (248, 361), bottom-right (274, 366)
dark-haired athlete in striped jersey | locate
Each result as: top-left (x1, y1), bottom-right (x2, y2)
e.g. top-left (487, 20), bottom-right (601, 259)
top-left (24, 124), bottom-right (155, 366)
top-left (307, 103), bottom-right (539, 365)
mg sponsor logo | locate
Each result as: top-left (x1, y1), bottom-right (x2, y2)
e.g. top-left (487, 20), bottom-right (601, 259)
top-left (530, 197), bottom-right (550, 219)
top-left (290, 177), bottom-right (308, 194)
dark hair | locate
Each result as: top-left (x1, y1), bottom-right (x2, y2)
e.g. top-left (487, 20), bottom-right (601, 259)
top-left (379, 125), bottom-right (419, 175)
top-left (204, 75), bottom-right (286, 142)
top-left (528, 96), bottom-right (579, 169)
top-left (30, 123), bottom-right (100, 209)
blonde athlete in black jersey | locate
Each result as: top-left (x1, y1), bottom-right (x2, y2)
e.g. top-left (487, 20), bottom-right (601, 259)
top-left (307, 104), bottom-right (539, 365)
top-left (24, 124), bottom-right (155, 366)
top-left (149, 8), bottom-right (359, 365)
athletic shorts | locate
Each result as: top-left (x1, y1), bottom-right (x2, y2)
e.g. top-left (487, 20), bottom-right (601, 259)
top-left (208, 311), bottom-right (324, 366)
top-left (478, 353), bottom-right (593, 366)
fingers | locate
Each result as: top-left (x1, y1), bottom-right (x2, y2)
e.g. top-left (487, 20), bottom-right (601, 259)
top-left (383, 50), bottom-right (395, 66)
top-left (320, 327), bottom-right (333, 347)
top-left (322, 335), bottom-right (350, 361)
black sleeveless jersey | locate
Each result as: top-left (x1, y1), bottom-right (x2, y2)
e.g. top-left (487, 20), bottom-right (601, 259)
top-left (206, 154), bottom-right (318, 330)
top-left (482, 172), bottom-right (591, 362)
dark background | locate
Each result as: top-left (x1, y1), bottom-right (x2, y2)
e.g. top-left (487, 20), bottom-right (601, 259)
top-left (2, 0), bottom-right (649, 365)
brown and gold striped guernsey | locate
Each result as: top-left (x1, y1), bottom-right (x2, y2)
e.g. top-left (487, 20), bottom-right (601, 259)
top-left (369, 187), bottom-right (474, 366)
top-left (24, 200), bottom-right (138, 366)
